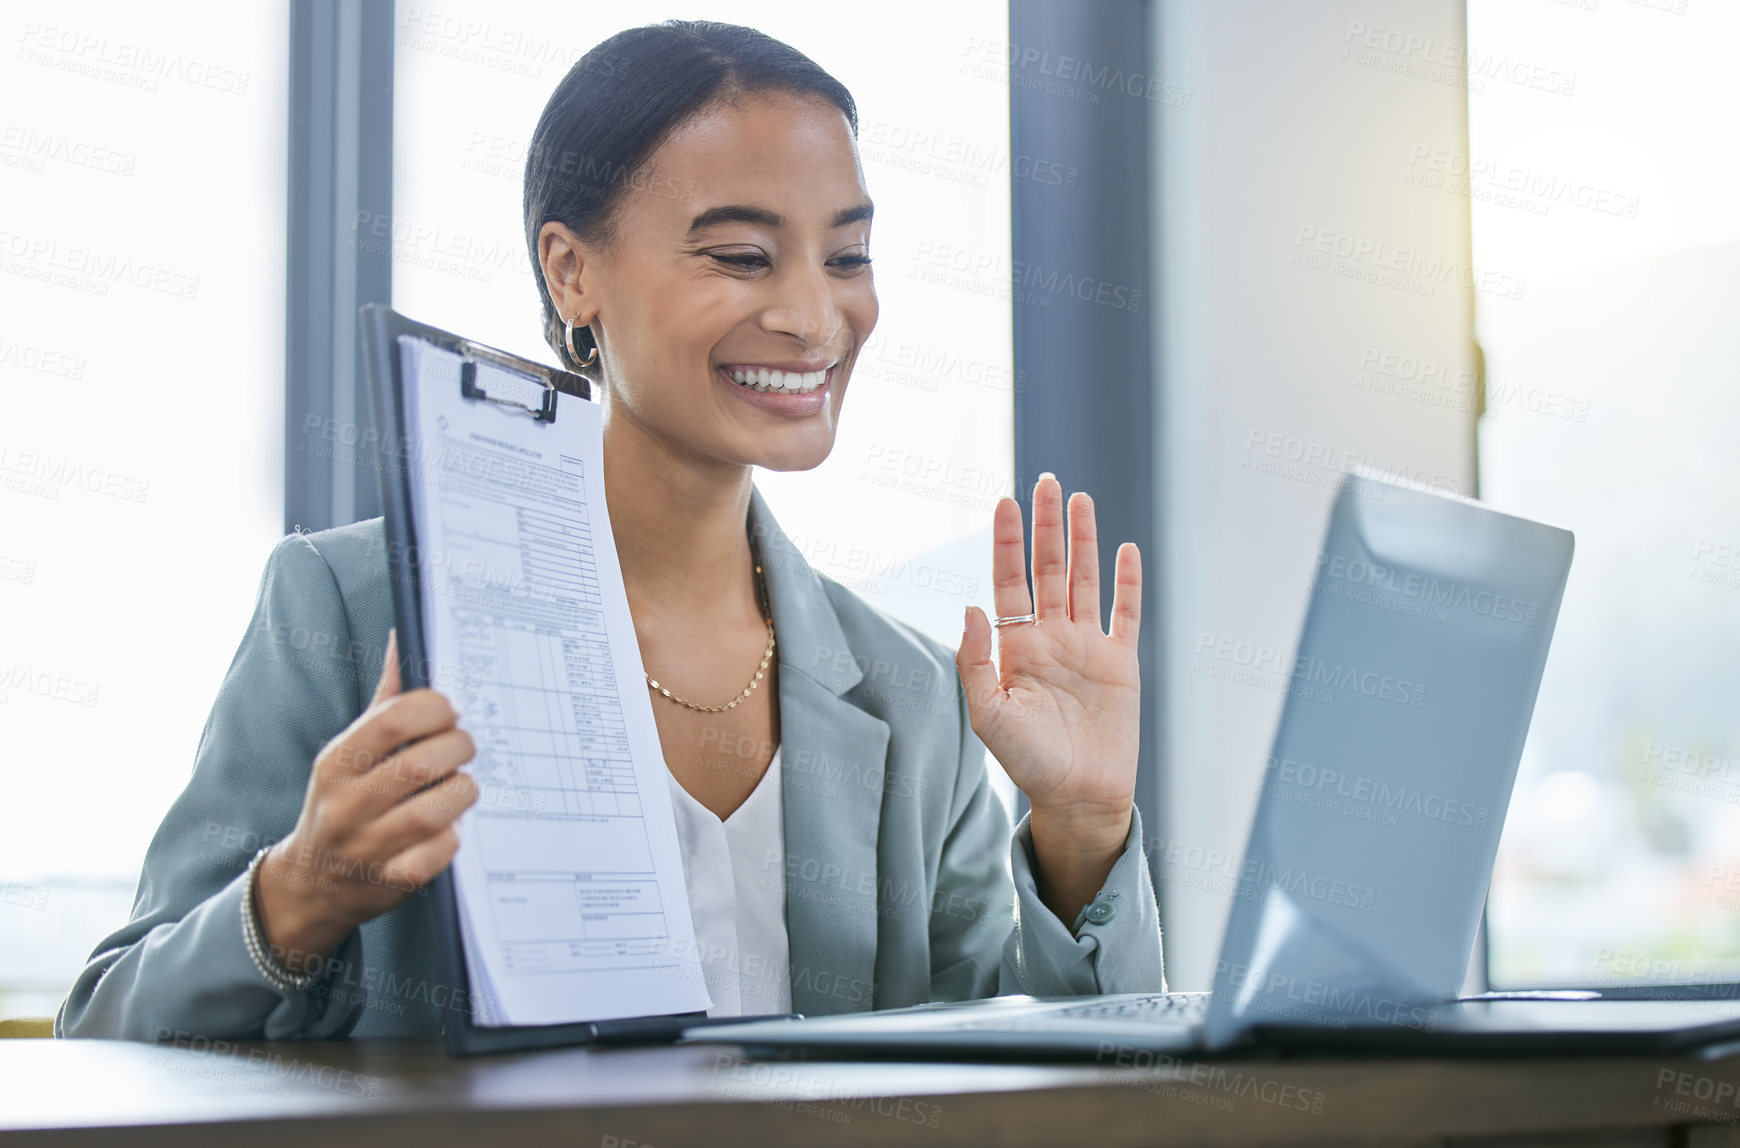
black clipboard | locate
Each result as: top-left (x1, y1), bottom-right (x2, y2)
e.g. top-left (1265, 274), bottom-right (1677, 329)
top-left (359, 304), bottom-right (723, 1056)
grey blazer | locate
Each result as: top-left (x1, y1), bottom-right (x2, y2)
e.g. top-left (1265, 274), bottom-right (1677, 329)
top-left (58, 485), bottom-right (1165, 1040)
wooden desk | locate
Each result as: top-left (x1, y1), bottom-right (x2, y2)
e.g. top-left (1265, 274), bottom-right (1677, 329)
top-left (9, 1038), bottom-right (1740, 1146)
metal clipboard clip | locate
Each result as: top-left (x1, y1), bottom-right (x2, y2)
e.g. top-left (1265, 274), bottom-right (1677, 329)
top-left (455, 341), bottom-right (590, 424)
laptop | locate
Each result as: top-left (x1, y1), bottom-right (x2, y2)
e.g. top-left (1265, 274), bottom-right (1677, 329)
top-left (688, 473), bottom-right (1740, 1058)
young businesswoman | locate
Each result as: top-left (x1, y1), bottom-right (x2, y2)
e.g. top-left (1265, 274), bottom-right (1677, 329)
top-left (59, 21), bottom-right (1164, 1040)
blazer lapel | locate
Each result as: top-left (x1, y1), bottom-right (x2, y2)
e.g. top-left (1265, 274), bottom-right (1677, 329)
top-left (749, 485), bottom-right (889, 1017)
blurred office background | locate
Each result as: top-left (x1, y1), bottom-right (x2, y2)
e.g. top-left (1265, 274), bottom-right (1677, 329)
top-left (1, 0), bottom-right (1735, 1021)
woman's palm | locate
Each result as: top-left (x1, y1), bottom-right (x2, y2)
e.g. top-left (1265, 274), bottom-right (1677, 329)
top-left (955, 476), bottom-right (1141, 819)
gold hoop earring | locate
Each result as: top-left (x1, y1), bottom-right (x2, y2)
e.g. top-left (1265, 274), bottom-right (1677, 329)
top-left (563, 312), bottom-right (599, 369)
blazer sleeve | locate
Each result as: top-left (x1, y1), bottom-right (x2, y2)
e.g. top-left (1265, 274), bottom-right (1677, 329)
top-left (56, 533), bottom-right (372, 1041)
top-left (926, 675), bottom-right (1167, 1001)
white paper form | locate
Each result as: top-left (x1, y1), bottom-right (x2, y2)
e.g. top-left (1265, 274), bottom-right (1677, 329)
top-left (397, 335), bottom-right (711, 1027)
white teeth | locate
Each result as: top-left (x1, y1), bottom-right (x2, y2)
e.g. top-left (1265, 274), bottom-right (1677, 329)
top-left (727, 366), bottom-right (828, 394)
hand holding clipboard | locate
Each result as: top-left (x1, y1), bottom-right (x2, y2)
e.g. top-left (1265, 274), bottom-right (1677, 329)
top-left (249, 628), bottom-right (478, 986)
top-left (363, 305), bottom-right (726, 1055)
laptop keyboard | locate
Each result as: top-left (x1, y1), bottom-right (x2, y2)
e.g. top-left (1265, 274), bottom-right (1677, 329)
top-left (929, 993), bottom-right (1211, 1033)
top-left (1050, 992), bottom-right (1211, 1023)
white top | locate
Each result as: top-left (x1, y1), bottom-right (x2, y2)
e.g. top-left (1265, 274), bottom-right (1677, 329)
top-left (665, 745), bottom-right (792, 1017)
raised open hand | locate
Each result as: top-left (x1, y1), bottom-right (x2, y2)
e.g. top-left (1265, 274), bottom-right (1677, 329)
top-left (955, 473), bottom-right (1142, 861)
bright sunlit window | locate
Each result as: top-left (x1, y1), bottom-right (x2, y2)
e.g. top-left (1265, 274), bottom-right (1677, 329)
top-left (1472, 0), bottom-right (1740, 987)
top-left (0, 0), bottom-right (288, 1019)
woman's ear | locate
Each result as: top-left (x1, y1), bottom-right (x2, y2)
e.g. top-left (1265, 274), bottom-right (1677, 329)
top-left (538, 220), bottom-right (592, 325)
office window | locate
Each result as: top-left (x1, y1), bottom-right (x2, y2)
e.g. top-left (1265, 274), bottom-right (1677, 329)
top-left (1149, 0), bottom-right (1477, 989)
top-left (1472, 1), bottom-right (1740, 986)
top-left (391, 1), bottom-right (1016, 797)
top-left (0, 0), bottom-right (289, 1018)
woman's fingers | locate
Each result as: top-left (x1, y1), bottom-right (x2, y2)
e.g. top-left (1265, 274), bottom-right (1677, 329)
top-left (991, 496), bottom-right (1034, 622)
top-left (357, 768), bottom-right (479, 868)
top-left (383, 826), bottom-right (463, 894)
top-left (1030, 474), bottom-right (1069, 620)
top-left (993, 478), bottom-right (1117, 630)
top-left (955, 606), bottom-right (1001, 731)
top-left (1067, 491), bottom-right (1101, 629)
top-left (372, 628), bottom-right (401, 706)
top-left (1109, 541), bottom-right (1143, 647)
top-left (338, 727), bottom-right (478, 818)
top-left (323, 688), bottom-right (461, 785)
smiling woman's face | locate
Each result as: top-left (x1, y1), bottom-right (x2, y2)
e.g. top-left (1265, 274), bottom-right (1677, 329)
top-left (539, 90), bottom-right (878, 473)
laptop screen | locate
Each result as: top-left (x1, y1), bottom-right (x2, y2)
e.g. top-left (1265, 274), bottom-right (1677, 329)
top-left (1203, 473), bottom-right (1574, 1049)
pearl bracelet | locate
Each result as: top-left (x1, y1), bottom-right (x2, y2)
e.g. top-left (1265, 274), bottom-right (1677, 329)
top-left (240, 846), bottom-right (322, 994)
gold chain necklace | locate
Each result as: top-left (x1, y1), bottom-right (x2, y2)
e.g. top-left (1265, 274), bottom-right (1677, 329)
top-left (643, 547), bottom-right (776, 713)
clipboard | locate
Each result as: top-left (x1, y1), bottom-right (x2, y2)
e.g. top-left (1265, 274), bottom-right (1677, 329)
top-left (359, 304), bottom-right (722, 1056)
